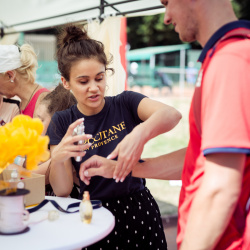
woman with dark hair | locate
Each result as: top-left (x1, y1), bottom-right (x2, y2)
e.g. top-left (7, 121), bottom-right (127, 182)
top-left (47, 25), bottom-right (182, 249)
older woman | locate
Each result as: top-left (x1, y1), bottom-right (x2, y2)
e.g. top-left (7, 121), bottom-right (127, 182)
top-left (0, 44), bottom-right (49, 117)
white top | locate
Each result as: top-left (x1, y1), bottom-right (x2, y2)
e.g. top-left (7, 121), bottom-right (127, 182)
top-left (0, 196), bottom-right (115, 250)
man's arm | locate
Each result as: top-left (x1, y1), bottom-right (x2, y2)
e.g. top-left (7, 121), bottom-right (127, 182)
top-left (180, 153), bottom-right (246, 250)
top-left (110, 97), bottom-right (182, 182)
top-left (133, 147), bottom-right (186, 180)
top-left (79, 147), bottom-right (186, 184)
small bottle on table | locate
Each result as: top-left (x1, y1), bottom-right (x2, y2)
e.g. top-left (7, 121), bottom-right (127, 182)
top-left (79, 191), bottom-right (93, 224)
top-left (9, 169), bottom-right (25, 192)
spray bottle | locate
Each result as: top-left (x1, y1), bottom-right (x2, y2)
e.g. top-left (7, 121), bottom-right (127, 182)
top-left (73, 121), bottom-right (85, 162)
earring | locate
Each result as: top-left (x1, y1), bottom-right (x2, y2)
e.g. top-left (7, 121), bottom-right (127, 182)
top-left (10, 79), bottom-right (14, 83)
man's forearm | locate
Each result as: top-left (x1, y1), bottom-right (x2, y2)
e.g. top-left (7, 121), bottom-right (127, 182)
top-left (132, 147), bottom-right (186, 180)
top-left (180, 154), bottom-right (245, 250)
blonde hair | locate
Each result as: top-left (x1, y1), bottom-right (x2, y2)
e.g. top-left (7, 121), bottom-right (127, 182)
top-left (15, 44), bottom-right (38, 83)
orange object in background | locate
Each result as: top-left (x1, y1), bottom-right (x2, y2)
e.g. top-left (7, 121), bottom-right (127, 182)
top-left (120, 17), bottom-right (127, 90)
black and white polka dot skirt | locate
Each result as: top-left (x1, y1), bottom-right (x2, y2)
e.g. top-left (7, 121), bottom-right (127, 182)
top-left (84, 187), bottom-right (168, 250)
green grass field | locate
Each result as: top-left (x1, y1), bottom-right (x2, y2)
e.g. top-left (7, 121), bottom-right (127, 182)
top-left (134, 85), bottom-right (194, 215)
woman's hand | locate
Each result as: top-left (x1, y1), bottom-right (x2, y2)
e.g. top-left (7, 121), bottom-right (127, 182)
top-left (107, 125), bottom-right (145, 183)
top-left (49, 118), bottom-right (92, 196)
top-left (51, 118), bottom-right (92, 164)
top-left (108, 97), bottom-right (181, 183)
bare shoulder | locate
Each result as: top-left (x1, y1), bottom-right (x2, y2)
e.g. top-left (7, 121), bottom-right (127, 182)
top-left (34, 86), bottom-right (50, 110)
top-left (37, 86), bottom-right (49, 101)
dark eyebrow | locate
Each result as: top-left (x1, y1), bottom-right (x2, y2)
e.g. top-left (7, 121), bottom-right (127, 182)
top-left (96, 71), bottom-right (105, 76)
top-left (76, 75), bottom-right (89, 79)
top-left (76, 71), bottom-right (105, 79)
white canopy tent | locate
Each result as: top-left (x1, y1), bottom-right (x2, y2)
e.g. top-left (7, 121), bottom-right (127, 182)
top-left (0, 0), bottom-right (164, 35)
top-left (0, 1), bottom-right (165, 95)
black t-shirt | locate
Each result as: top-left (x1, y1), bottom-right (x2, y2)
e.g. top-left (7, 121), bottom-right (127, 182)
top-left (47, 91), bottom-right (147, 200)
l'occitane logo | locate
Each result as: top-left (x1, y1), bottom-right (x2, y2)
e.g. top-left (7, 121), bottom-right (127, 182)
top-left (85, 121), bottom-right (126, 150)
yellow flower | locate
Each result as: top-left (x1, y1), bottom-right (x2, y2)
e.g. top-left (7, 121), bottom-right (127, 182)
top-left (0, 115), bottom-right (50, 173)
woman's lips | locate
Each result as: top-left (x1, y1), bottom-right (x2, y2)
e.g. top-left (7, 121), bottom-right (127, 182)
top-left (89, 94), bottom-right (99, 102)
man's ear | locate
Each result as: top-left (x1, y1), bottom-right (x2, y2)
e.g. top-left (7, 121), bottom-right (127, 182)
top-left (61, 77), bottom-right (70, 90)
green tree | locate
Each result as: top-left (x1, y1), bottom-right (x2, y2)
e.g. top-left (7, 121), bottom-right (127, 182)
top-left (127, 14), bottom-right (182, 50)
top-left (127, 1), bottom-right (250, 50)
top-left (233, 0), bottom-right (250, 20)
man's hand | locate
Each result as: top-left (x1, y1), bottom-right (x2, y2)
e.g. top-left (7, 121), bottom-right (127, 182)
top-left (79, 155), bottom-right (116, 185)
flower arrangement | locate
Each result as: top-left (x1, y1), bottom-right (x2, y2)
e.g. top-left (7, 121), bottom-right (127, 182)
top-left (0, 115), bottom-right (50, 174)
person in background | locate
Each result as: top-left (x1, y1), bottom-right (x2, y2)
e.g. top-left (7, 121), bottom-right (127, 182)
top-left (0, 44), bottom-right (49, 118)
top-left (80, 0), bottom-right (250, 249)
top-left (33, 83), bottom-right (77, 136)
top-left (47, 24), bottom-right (182, 249)
top-left (0, 44), bottom-right (49, 167)
top-left (185, 61), bottom-right (198, 85)
top-left (33, 83), bottom-right (79, 197)
top-left (6, 83), bottom-right (78, 197)
top-left (0, 94), bottom-right (20, 126)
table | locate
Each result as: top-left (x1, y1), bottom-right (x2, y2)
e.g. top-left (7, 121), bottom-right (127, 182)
top-left (0, 196), bottom-right (115, 250)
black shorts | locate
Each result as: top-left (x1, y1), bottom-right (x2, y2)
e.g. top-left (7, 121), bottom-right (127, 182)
top-left (84, 187), bottom-right (168, 250)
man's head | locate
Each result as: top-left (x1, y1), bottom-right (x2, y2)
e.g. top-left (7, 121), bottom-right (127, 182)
top-left (160, 0), bottom-right (237, 47)
top-left (160, 0), bottom-right (198, 43)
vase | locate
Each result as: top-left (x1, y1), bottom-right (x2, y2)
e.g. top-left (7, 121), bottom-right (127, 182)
top-left (0, 188), bottom-right (30, 234)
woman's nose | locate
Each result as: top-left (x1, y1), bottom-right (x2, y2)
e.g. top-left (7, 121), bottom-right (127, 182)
top-left (89, 81), bottom-right (99, 91)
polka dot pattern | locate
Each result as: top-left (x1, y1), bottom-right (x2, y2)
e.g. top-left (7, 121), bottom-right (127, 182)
top-left (84, 187), bottom-right (168, 250)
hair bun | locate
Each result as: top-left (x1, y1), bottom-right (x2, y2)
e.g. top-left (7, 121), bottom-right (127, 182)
top-left (63, 25), bottom-right (89, 45)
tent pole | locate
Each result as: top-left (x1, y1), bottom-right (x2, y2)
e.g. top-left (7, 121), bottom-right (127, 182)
top-left (0, 27), bottom-right (4, 39)
top-left (100, 0), bottom-right (105, 22)
top-left (1, 1), bottom-right (164, 35)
